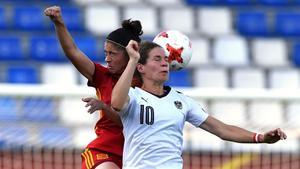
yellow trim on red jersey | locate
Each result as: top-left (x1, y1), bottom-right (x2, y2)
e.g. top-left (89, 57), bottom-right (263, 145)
top-left (87, 150), bottom-right (95, 167)
top-left (82, 148), bottom-right (94, 169)
top-left (96, 88), bottom-right (104, 119)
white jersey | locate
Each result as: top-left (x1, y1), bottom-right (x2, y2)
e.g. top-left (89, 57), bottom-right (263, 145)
top-left (120, 86), bottom-right (208, 169)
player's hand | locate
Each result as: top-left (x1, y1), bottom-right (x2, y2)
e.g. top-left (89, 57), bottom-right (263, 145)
top-left (126, 40), bottom-right (140, 63)
top-left (44, 6), bottom-right (63, 24)
top-left (82, 97), bottom-right (104, 114)
top-left (262, 128), bottom-right (287, 143)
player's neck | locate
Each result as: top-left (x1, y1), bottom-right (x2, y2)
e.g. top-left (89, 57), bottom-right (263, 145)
top-left (141, 82), bottom-right (164, 96)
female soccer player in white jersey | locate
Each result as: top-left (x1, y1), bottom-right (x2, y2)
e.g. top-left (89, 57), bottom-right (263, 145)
top-left (110, 40), bottom-right (287, 169)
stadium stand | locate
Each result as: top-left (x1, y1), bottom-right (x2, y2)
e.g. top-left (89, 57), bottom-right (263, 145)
top-left (60, 6), bottom-right (84, 31)
top-left (1, 0), bottom-right (300, 168)
top-left (0, 97), bottom-right (18, 121)
top-left (6, 65), bottom-right (39, 84)
top-left (198, 8), bottom-right (232, 36)
top-left (13, 6), bottom-right (46, 30)
top-left (0, 7), bottom-right (7, 30)
top-left (0, 36), bottom-right (24, 61)
top-left (236, 11), bottom-right (269, 36)
top-left (231, 68), bottom-right (265, 88)
top-left (38, 127), bottom-right (72, 148)
top-left (29, 35), bottom-right (67, 62)
top-left (0, 126), bottom-right (29, 147)
top-left (21, 97), bottom-right (57, 122)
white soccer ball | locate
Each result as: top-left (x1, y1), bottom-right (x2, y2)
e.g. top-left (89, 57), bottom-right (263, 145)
top-left (153, 30), bottom-right (192, 71)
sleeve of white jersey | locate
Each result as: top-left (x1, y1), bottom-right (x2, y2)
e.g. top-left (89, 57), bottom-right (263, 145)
top-left (119, 87), bottom-right (136, 117)
top-left (185, 96), bottom-right (209, 127)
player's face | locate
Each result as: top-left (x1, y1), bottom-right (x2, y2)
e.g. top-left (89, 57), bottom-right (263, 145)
top-left (142, 47), bottom-right (169, 84)
top-left (104, 41), bottom-right (129, 75)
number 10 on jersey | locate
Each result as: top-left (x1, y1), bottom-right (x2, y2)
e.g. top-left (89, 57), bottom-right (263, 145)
top-left (140, 105), bottom-right (154, 125)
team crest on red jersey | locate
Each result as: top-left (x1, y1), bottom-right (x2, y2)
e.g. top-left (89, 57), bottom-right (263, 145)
top-left (174, 101), bottom-right (182, 109)
top-left (96, 153), bottom-right (109, 160)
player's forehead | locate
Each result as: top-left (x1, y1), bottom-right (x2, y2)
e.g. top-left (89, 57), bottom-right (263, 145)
top-left (148, 47), bottom-right (166, 59)
top-left (104, 41), bottom-right (123, 52)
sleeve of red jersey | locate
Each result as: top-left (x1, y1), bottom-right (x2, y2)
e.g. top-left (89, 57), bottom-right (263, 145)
top-left (87, 62), bottom-right (107, 87)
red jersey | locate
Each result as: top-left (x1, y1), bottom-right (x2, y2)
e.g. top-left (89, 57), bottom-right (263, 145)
top-left (86, 63), bottom-right (123, 156)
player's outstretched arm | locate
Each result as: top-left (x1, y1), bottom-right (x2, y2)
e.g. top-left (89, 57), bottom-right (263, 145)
top-left (82, 97), bottom-right (122, 126)
top-left (199, 116), bottom-right (287, 143)
top-left (44, 6), bottom-right (94, 81)
top-left (111, 40), bottom-right (140, 112)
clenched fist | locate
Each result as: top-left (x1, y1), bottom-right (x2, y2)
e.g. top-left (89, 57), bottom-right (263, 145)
top-left (262, 128), bottom-right (287, 144)
top-left (44, 6), bottom-right (63, 24)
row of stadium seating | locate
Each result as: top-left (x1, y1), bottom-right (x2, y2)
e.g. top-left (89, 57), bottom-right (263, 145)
top-left (0, 0), bottom-right (87, 150)
top-left (1, 96), bottom-right (299, 127)
top-left (3, 34), bottom-right (300, 67)
top-left (3, 4), bottom-right (300, 37)
top-left (0, 6), bottom-right (83, 31)
top-left (82, 4), bottom-right (300, 37)
top-left (0, 125), bottom-right (73, 148)
top-left (3, 35), bottom-right (300, 67)
top-left (2, 64), bottom-right (300, 88)
top-left (1, 124), bottom-right (298, 152)
top-left (0, 97), bottom-right (56, 121)
top-left (186, 0), bottom-right (300, 5)
top-left (1, 4), bottom-right (300, 88)
top-left (1, 95), bottom-right (299, 150)
top-left (0, 35), bottom-right (100, 62)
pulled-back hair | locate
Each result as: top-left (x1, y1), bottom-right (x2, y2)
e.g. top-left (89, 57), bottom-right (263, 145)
top-left (106, 19), bottom-right (143, 48)
top-left (122, 19), bottom-right (143, 41)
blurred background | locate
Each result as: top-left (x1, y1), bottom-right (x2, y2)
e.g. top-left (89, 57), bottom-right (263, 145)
top-left (0, 0), bottom-right (300, 168)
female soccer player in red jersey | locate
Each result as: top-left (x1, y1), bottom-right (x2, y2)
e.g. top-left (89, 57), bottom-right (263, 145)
top-left (45, 6), bottom-right (143, 169)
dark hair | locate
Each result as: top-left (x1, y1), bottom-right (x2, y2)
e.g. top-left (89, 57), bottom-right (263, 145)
top-left (122, 19), bottom-right (143, 40)
top-left (138, 41), bottom-right (162, 64)
top-left (106, 19), bottom-right (143, 48)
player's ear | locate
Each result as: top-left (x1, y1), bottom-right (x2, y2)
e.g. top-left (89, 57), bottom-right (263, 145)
top-left (137, 63), bottom-right (144, 73)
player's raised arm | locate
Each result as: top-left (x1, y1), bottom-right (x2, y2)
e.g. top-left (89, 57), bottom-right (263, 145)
top-left (199, 116), bottom-right (287, 143)
top-left (111, 40), bottom-right (140, 112)
top-left (44, 6), bottom-right (94, 81)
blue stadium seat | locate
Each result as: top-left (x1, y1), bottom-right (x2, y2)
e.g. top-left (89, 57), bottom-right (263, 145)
top-left (0, 126), bottom-right (29, 147)
top-left (22, 97), bottom-right (57, 122)
top-left (236, 11), bottom-right (269, 36)
top-left (0, 36), bottom-right (24, 60)
top-left (275, 12), bottom-right (300, 36)
top-left (39, 127), bottom-right (72, 148)
top-left (292, 42), bottom-right (300, 67)
top-left (185, 0), bottom-right (219, 5)
top-left (0, 7), bottom-right (7, 30)
top-left (39, 0), bottom-right (70, 2)
top-left (74, 36), bottom-right (99, 61)
top-left (61, 7), bottom-right (84, 31)
top-left (13, 6), bottom-right (45, 30)
top-left (220, 0), bottom-right (252, 5)
top-left (166, 69), bottom-right (193, 87)
top-left (6, 65), bottom-right (39, 84)
top-left (1, 0), bottom-right (29, 1)
top-left (96, 37), bottom-right (107, 63)
top-left (257, 0), bottom-right (289, 5)
top-left (29, 35), bottom-right (66, 62)
top-left (294, 0), bottom-right (300, 5)
top-left (0, 97), bottom-right (18, 121)
top-left (0, 140), bottom-right (4, 149)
